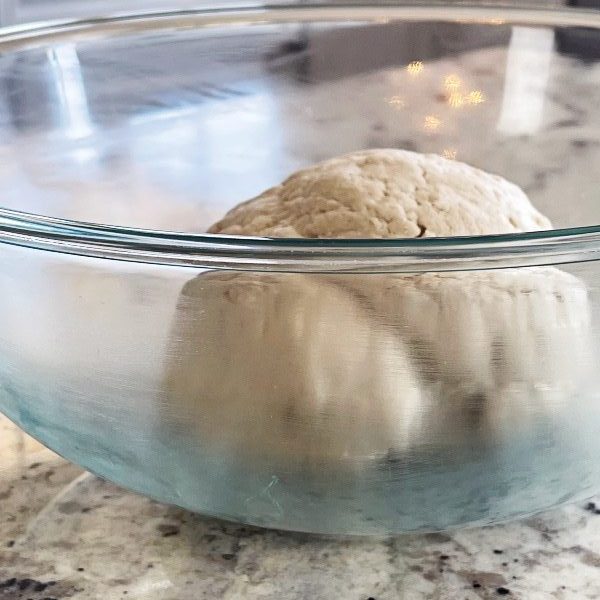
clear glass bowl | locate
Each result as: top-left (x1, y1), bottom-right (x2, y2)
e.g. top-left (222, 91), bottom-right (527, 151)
top-left (1, 4), bottom-right (600, 535)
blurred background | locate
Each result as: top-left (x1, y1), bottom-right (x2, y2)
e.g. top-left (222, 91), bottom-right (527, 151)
top-left (1, 0), bottom-right (600, 231)
top-left (0, 0), bottom-right (255, 26)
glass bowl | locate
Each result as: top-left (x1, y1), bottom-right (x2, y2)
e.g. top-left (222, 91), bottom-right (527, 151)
top-left (1, 4), bottom-right (600, 535)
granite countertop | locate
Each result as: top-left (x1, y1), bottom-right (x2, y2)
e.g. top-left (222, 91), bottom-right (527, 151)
top-left (1, 414), bottom-right (599, 600)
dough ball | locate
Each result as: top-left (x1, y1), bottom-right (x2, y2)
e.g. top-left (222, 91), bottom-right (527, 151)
top-left (208, 149), bottom-right (552, 238)
top-left (331, 267), bottom-right (592, 445)
top-left (175, 149), bottom-right (589, 464)
top-left (163, 273), bottom-right (423, 467)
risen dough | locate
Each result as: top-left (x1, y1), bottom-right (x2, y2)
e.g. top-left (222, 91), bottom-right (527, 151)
top-left (209, 149), bottom-right (552, 238)
top-left (165, 149), bottom-right (589, 466)
top-left (332, 268), bottom-right (591, 444)
top-left (163, 273), bottom-right (423, 465)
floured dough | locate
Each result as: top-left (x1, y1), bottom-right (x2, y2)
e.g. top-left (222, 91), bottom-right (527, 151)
top-left (209, 149), bottom-right (552, 238)
top-left (331, 267), bottom-right (591, 445)
top-left (164, 149), bottom-right (590, 467)
top-left (163, 273), bottom-right (423, 466)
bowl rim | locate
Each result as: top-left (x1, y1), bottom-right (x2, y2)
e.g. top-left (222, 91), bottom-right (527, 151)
top-left (1, 3), bottom-right (600, 273)
top-left (3, 207), bottom-right (600, 273)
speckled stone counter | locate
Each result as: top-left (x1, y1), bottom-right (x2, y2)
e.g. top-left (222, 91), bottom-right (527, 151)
top-left (1, 415), bottom-right (599, 600)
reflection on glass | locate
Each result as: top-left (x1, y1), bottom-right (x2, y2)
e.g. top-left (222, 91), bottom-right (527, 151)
top-left (497, 26), bottom-right (554, 135)
top-left (407, 60), bottom-right (424, 76)
top-left (448, 90), bottom-right (464, 108)
top-left (386, 95), bottom-right (406, 109)
top-left (424, 114), bottom-right (442, 131)
top-left (47, 44), bottom-right (93, 140)
top-left (444, 74), bottom-right (462, 90)
top-left (129, 85), bottom-right (287, 212)
top-left (465, 89), bottom-right (485, 105)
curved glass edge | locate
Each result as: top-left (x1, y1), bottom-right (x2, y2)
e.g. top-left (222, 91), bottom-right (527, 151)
top-left (2, 208), bottom-right (600, 272)
top-left (2, 2), bottom-right (600, 47)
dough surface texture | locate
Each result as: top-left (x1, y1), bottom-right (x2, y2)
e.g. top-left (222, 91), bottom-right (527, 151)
top-left (208, 149), bottom-right (552, 238)
top-left (163, 150), bottom-right (589, 465)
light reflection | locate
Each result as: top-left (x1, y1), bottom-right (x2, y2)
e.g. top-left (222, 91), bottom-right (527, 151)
top-left (387, 95), bottom-right (406, 109)
top-left (447, 91), bottom-right (464, 108)
top-left (447, 89), bottom-right (485, 108)
top-left (497, 26), bottom-right (554, 135)
top-left (441, 69), bottom-right (486, 110)
top-left (444, 74), bottom-right (462, 91)
top-left (442, 148), bottom-right (457, 160)
top-left (70, 146), bottom-right (99, 164)
top-left (465, 90), bottom-right (485, 105)
top-left (46, 44), bottom-right (93, 140)
top-left (424, 115), bottom-right (442, 131)
top-left (129, 87), bottom-right (288, 211)
top-left (407, 61), bottom-right (424, 76)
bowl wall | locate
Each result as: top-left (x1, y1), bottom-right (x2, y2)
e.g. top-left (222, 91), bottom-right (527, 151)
top-left (2, 6), bottom-right (600, 533)
top-left (2, 241), bottom-right (600, 534)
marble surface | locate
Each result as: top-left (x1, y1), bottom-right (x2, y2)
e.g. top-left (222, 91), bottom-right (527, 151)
top-left (2, 21), bottom-right (599, 233)
top-left (0, 414), bottom-right (599, 600)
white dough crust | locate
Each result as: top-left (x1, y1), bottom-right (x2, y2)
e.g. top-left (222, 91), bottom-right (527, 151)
top-left (209, 149), bottom-right (552, 238)
top-left (163, 272), bottom-right (424, 465)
